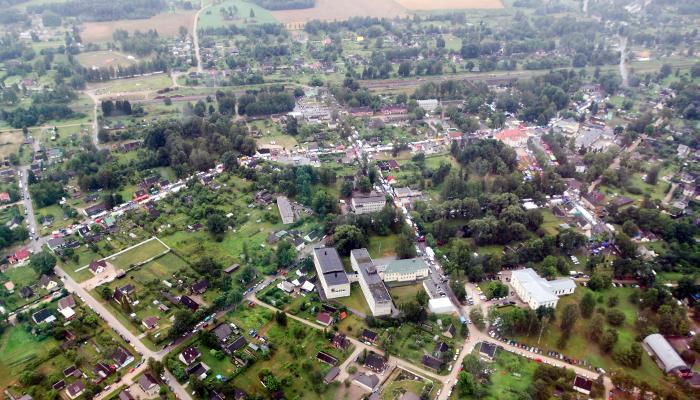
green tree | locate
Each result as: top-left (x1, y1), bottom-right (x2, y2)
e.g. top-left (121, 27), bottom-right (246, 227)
top-left (276, 241), bottom-right (297, 268)
top-left (469, 307), bottom-right (485, 331)
top-left (311, 190), bottom-right (338, 216)
top-left (579, 292), bottom-right (595, 318)
top-left (606, 309), bottom-right (625, 326)
top-left (396, 233), bottom-right (416, 259)
top-left (30, 250), bottom-right (56, 276)
top-left (457, 371), bottom-right (476, 396)
top-left (560, 304), bottom-right (578, 334)
top-left (332, 225), bottom-right (367, 256)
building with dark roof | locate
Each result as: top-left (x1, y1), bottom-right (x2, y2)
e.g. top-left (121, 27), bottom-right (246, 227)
top-left (324, 367), bottom-right (340, 384)
top-left (32, 308), bottom-right (56, 324)
top-left (212, 324), bottom-right (233, 342)
top-left (312, 247), bottom-right (350, 299)
top-left (363, 352), bottom-right (386, 373)
top-left (191, 280), bottom-right (209, 294)
top-left (421, 354), bottom-right (443, 370)
top-left (225, 336), bottom-right (247, 354)
top-left (19, 286), bottom-right (34, 299)
top-left (138, 373), bottom-right (159, 395)
top-left (89, 260), bottom-right (107, 275)
top-left (277, 196), bottom-right (295, 224)
top-left (573, 376), bottom-right (593, 395)
top-left (350, 249), bottom-right (392, 316)
top-left (112, 346), bottom-right (134, 369)
top-left (66, 380), bottom-right (85, 399)
top-left (331, 333), bottom-right (351, 350)
top-left (479, 342), bottom-right (498, 359)
top-left (361, 329), bottom-right (378, 343)
top-left (179, 346), bottom-right (201, 365)
top-left (316, 351), bottom-right (338, 366)
top-left (180, 295), bottom-right (199, 311)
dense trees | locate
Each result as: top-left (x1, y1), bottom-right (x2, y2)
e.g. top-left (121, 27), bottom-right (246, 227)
top-left (331, 225), bottom-right (366, 256)
top-left (252, 0), bottom-right (314, 10)
top-left (27, 0), bottom-right (166, 22)
top-left (237, 90), bottom-right (295, 116)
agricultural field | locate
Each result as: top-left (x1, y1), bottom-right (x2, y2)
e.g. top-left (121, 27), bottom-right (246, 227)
top-left (394, 0), bottom-right (505, 9)
top-left (75, 51), bottom-right (141, 70)
top-left (89, 73), bottom-right (173, 95)
top-left (81, 10), bottom-right (197, 43)
top-left (270, 0), bottom-right (406, 25)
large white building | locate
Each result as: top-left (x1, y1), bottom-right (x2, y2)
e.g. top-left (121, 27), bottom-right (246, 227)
top-left (510, 268), bottom-right (576, 309)
top-left (643, 334), bottom-right (692, 376)
top-left (313, 247), bottom-right (350, 299)
top-left (378, 258), bottom-right (429, 282)
top-left (351, 191), bottom-right (386, 214)
top-left (350, 249), bottom-right (392, 316)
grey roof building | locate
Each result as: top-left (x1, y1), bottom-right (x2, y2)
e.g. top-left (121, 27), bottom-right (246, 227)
top-left (313, 247), bottom-right (350, 299)
top-left (643, 334), bottom-right (690, 375)
top-left (277, 196), bottom-right (295, 224)
top-left (350, 249), bottom-right (392, 316)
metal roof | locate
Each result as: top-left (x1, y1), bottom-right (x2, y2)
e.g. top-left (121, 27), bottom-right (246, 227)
top-left (643, 334), bottom-right (687, 373)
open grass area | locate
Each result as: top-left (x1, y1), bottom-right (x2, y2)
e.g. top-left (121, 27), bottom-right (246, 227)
top-left (90, 73), bottom-right (172, 94)
top-left (108, 237), bottom-right (170, 269)
top-left (388, 283), bottom-right (425, 305)
top-left (368, 234), bottom-right (399, 258)
top-left (540, 209), bottom-right (563, 235)
top-left (333, 284), bottom-right (371, 315)
top-left (81, 10), bottom-right (197, 43)
top-left (483, 351), bottom-right (538, 400)
top-left (0, 130), bottom-right (24, 159)
top-left (75, 50), bottom-right (142, 69)
top-left (198, 0), bottom-right (277, 28)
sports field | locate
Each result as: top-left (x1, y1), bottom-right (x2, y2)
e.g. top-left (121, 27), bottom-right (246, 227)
top-left (108, 237), bottom-right (170, 269)
top-left (394, 0), bottom-right (504, 9)
top-left (75, 51), bottom-right (141, 69)
top-left (81, 10), bottom-right (197, 43)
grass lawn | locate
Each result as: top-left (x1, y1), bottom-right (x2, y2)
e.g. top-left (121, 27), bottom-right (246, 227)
top-left (333, 284), bottom-right (371, 315)
top-left (3, 266), bottom-right (38, 287)
top-left (540, 209), bottom-right (563, 235)
top-left (388, 283), bottom-right (425, 305)
top-left (485, 351), bottom-right (538, 400)
top-left (108, 237), bottom-right (170, 269)
top-left (90, 74), bottom-right (172, 94)
top-left (381, 366), bottom-right (435, 400)
top-left (368, 234), bottom-right (399, 258)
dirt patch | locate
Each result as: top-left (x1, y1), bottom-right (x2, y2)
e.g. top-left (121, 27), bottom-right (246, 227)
top-left (394, 0), bottom-right (504, 9)
top-left (81, 11), bottom-right (196, 43)
top-left (271, 0), bottom-right (407, 26)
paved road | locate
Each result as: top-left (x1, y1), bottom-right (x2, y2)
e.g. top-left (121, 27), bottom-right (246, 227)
top-left (17, 166), bottom-right (43, 252)
top-left (193, 1), bottom-right (207, 74)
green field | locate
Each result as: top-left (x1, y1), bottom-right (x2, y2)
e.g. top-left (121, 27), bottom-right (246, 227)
top-left (108, 238), bottom-right (170, 269)
top-left (0, 326), bottom-right (59, 390)
top-left (484, 351), bottom-right (539, 400)
top-left (388, 283), bottom-right (425, 304)
top-left (198, 0), bottom-right (277, 28)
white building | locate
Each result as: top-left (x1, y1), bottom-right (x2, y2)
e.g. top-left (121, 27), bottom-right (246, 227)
top-left (643, 334), bottom-right (691, 376)
top-left (313, 247), bottom-right (350, 299)
top-left (378, 258), bottom-right (429, 282)
top-left (277, 196), bottom-right (295, 224)
top-left (510, 268), bottom-right (576, 309)
top-left (351, 191), bottom-right (386, 214)
top-left (350, 249), bottom-right (392, 316)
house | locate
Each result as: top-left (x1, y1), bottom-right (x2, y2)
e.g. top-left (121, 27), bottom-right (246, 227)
top-left (212, 324), bottom-right (233, 342)
top-left (179, 346), bottom-right (201, 365)
top-left (225, 336), bottom-right (247, 354)
top-left (316, 312), bottom-right (333, 326)
top-left (494, 128), bottom-right (528, 147)
top-left (232, 389), bottom-right (247, 400)
top-left (363, 352), bottom-right (386, 373)
top-left (32, 308), bottom-right (56, 324)
top-left (180, 295), bottom-right (199, 311)
top-left (277, 196), bottom-right (295, 224)
top-left (433, 341), bottom-right (450, 356)
top-left (39, 274), bottom-right (57, 290)
top-left (142, 316), bottom-right (159, 330)
top-left (59, 304), bottom-right (76, 320)
top-left (118, 391), bottom-right (135, 400)
top-left (511, 268), bottom-right (576, 309)
top-left (112, 346), bottom-right (134, 369)
top-left (133, 190), bottom-right (149, 202)
top-left (0, 192), bottom-right (10, 202)
top-left (350, 249), bottom-right (392, 316)
top-left (573, 376), bottom-right (593, 395)
top-left (191, 280), bottom-right (209, 294)
top-left (353, 373), bottom-right (380, 391)
top-left (138, 373), bottom-right (160, 396)
top-left (611, 196), bottom-right (634, 208)
top-left (93, 362), bottom-right (114, 382)
top-left (421, 354), bottom-right (443, 370)
top-left (351, 191), bottom-right (386, 214)
top-left (331, 333), bottom-right (351, 350)
top-left (83, 203), bottom-right (107, 217)
top-left (66, 380), bottom-right (85, 399)
top-left (399, 393), bottom-right (421, 400)
top-left (443, 324), bottom-right (456, 339)
top-left (10, 248), bottom-right (30, 264)
top-left (224, 264), bottom-right (240, 274)
top-left (277, 280), bottom-right (295, 293)
top-left (19, 286), bottom-right (34, 299)
top-left (89, 260), bottom-right (107, 275)
top-left (316, 351), bottom-right (338, 366)
top-left (186, 362), bottom-right (209, 380)
top-left (53, 380), bottom-right (66, 390)
top-left (361, 329), bottom-right (378, 343)
top-left (313, 247), bottom-right (350, 299)
top-left (113, 285), bottom-right (135, 306)
top-left (479, 342), bottom-right (498, 359)
top-left (324, 367), bottom-right (340, 384)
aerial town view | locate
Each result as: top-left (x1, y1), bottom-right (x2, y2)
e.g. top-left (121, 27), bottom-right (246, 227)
top-left (0, 0), bottom-right (699, 399)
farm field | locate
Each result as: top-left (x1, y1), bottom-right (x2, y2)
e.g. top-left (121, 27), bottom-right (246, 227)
top-left (395, 0), bottom-right (505, 9)
top-left (81, 11), bottom-right (197, 43)
top-left (270, 0), bottom-right (406, 25)
top-left (90, 73), bottom-right (173, 94)
top-left (108, 237), bottom-right (170, 269)
top-left (75, 51), bottom-right (141, 69)
top-left (198, 0), bottom-right (277, 28)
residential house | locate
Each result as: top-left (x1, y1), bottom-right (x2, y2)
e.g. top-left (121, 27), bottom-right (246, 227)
top-left (363, 352), bottom-right (386, 373)
top-left (573, 376), bottom-right (593, 395)
top-left (66, 380), bottom-right (85, 399)
top-left (421, 354), bottom-right (443, 371)
top-left (361, 329), bottom-right (378, 344)
top-left (138, 373), bottom-right (160, 396)
top-left (179, 346), bottom-right (201, 366)
top-left (142, 316), bottom-right (159, 330)
top-left (111, 346), bottom-right (134, 369)
top-left (191, 280), bottom-right (209, 295)
top-left (212, 324), bottom-right (233, 342)
top-left (224, 336), bottom-right (247, 354)
top-left (277, 196), bottom-right (295, 224)
top-left (32, 308), bottom-right (56, 324)
top-left (89, 260), bottom-right (107, 275)
top-left (316, 312), bottom-right (333, 327)
top-left (186, 362), bottom-right (209, 380)
top-left (331, 333), bottom-right (351, 350)
top-left (39, 274), bottom-right (57, 290)
top-left (479, 342), bottom-right (498, 359)
top-left (316, 351), bottom-right (338, 366)
top-left (180, 295), bottom-right (199, 311)
top-left (353, 373), bottom-right (380, 391)
top-left (19, 286), bottom-right (34, 298)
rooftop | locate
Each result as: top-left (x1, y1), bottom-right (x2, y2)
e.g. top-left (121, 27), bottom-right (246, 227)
top-left (383, 257), bottom-right (428, 275)
top-left (351, 249), bottom-right (392, 304)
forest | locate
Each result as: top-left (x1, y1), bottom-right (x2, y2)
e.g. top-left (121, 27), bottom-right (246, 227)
top-left (27, 0), bottom-right (166, 21)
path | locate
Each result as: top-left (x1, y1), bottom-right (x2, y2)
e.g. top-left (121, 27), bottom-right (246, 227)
top-left (662, 182), bottom-right (679, 205)
top-left (84, 90), bottom-right (105, 150)
top-left (193, 0), bottom-right (209, 74)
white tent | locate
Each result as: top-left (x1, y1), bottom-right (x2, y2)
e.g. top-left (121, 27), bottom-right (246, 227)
top-left (428, 297), bottom-right (456, 314)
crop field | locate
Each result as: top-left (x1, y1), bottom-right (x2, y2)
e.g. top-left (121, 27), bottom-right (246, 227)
top-left (81, 11), bottom-right (197, 43)
top-left (271, 0), bottom-right (406, 25)
top-left (108, 237), bottom-right (170, 270)
top-left (198, 0), bottom-right (277, 28)
top-left (0, 131), bottom-right (25, 159)
top-left (395, 0), bottom-right (505, 9)
top-left (75, 51), bottom-right (141, 69)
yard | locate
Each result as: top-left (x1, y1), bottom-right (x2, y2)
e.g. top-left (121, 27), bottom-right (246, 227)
top-left (0, 326), bottom-right (59, 390)
top-left (481, 351), bottom-right (538, 400)
top-left (388, 283), bottom-right (425, 305)
top-left (367, 234), bottom-right (399, 258)
top-left (333, 284), bottom-right (371, 316)
top-left (0, 130), bottom-right (24, 159)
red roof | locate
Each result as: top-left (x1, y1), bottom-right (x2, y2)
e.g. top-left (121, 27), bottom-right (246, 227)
top-left (316, 312), bottom-right (332, 326)
top-left (494, 128), bottom-right (527, 141)
top-left (14, 248), bottom-right (30, 260)
top-left (0, 192), bottom-right (10, 201)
